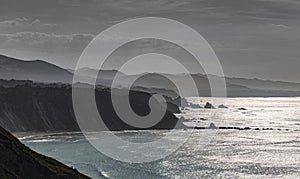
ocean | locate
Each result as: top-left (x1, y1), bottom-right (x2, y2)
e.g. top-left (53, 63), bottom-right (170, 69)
top-left (21, 97), bottom-right (300, 178)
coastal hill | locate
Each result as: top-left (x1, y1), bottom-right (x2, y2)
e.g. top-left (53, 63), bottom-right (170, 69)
top-left (0, 80), bottom-right (182, 132)
top-left (0, 55), bottom-right (73, 83)
top-left (0, 126), bottom-right (89, 178)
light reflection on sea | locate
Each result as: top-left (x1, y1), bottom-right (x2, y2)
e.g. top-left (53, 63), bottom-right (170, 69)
top-left (21, 97), bottom-right (300, 178)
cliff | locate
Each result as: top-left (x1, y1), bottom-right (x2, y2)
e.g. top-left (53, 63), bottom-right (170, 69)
top-left (0, 81), bottom-right (183, 132)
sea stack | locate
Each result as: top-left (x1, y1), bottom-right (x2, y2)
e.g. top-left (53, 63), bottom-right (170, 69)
top-left (204, 102), bottom-right (215, 109)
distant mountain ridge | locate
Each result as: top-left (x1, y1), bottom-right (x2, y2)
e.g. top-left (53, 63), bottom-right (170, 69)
top-left (1, 54), bottom-right (300, 97)
top-left (0, 55), bottom-right (73, 83)
top-left (225, 76), bottom-right (300, 91)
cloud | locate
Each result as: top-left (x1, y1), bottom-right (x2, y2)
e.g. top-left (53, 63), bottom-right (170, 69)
top-left (0, 17), bottom-right (29, 27)
top-left (0, 0), bottom-right (299, 81)
top-left (271, 24), bottom-right (291, 29)
top-left (258, 0), bottom-right (300, 6)
top-left (0, 17), bottom-right (57, 30)
top-left (0, 32), bottom-right (94, 52)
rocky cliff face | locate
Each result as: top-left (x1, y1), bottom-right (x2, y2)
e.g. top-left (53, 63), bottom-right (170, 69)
top-left (0, 126), bottom-right (89, 178)
top-left (0, 81), bottom-right (182, 132)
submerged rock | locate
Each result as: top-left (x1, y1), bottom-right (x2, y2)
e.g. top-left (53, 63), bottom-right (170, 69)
top-left (238, 107), bottom-right (247, 110)
top-left (218, 104), bottom-right (228, 108)
top-left (189, 103), bottom-right (202, 108)
top-left (204, 102), bottom-right (215, 109)
top-left (195, 126), bottom-right (206, 130)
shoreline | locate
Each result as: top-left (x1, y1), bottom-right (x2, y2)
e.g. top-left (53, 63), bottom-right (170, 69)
top-left (13, 131), bottom-right (84, 139)
top-left (14, 126), bottom-right (299, 139)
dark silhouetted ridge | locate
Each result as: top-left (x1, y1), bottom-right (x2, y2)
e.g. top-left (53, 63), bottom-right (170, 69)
top-left (0, 79), bottom-right (183, 132)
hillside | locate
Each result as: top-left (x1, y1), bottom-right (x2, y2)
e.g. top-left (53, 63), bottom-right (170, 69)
top-left (0, 126), bottom-right (89, 178)
top-left (0, 55), bottom-right (73, 83)
top-left (0, 80), bottom-right (182, 132)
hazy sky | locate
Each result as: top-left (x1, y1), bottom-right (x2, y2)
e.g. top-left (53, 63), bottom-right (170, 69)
top-left (0, 0), bottom-right (299, 82)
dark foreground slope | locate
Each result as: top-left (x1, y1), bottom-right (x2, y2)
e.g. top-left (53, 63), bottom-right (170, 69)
top-left (0, 126), bottom-right (89, 179)
top-left (0, 80), bottom-right (182, 132)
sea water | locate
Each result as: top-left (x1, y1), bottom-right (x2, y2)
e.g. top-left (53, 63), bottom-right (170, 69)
top-left (21, 97), bottom-right (300, 178)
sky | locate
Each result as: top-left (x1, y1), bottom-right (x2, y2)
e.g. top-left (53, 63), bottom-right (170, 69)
top-left (0, 0), bottom-right (299, 82)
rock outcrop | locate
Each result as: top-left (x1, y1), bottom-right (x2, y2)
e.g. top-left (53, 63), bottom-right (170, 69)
top-left (204, 102), bottom-right (215, 109)
top-left (218, 104), bottom-right (228, 108)
top-left (207, 123), bottom-right (217, 129)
